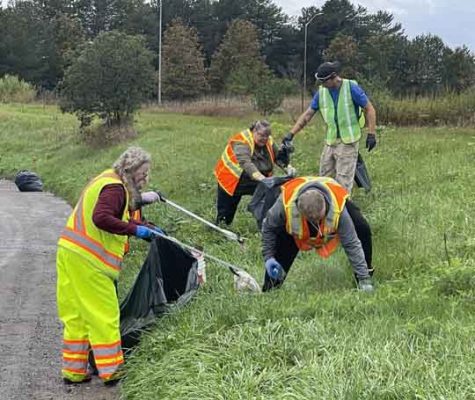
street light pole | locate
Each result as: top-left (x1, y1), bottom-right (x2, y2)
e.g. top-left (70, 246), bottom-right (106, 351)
top-left (158, 0), bottom-right (162, 105)
top-left (301, 12), bottom-right (323, 112)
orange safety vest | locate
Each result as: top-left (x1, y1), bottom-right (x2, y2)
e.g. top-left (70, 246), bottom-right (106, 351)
top-left (214, 129), bottom-right (275, 196)
top-left (281, 176), bottom-right (349, 258)
top-left (58, 169), bottom-right (130, 276)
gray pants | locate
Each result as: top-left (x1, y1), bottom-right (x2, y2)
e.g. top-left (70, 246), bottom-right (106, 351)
top-left (319, 141), bottom-right (359, 192)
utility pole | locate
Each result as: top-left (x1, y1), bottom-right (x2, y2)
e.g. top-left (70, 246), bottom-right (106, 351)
top-left (301, 12), bottom-right (323, 112)
top-left (158, 0), bottom-right (162, 105)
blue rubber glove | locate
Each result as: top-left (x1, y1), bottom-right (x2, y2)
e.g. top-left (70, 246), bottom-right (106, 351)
top-left (265, 257), bottom-right (285, 280)
top-left (135, 225), bottom-right (158, 240)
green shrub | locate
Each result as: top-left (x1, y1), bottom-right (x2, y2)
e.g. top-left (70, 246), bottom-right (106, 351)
top-left (252, 78), bottom-right (293, 116)
top-left (0, 75), bottom-right (36, 103)
top-left (373, 89), bottom-right (475, 126)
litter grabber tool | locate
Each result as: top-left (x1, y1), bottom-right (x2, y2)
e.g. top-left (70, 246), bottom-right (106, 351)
top-left (152, 231), bottom-right (261, 293)
top-left (157, 194), bottom-right (244, 245)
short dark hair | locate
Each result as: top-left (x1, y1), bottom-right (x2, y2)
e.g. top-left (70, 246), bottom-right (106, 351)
top-left (250, 120), bottom-right (271, 135)
top-left (297, 190), bottom-right (326, 221)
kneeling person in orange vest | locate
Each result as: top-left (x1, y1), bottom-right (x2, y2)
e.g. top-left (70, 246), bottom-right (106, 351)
top-left (56, 146), bottom-right (164, 385)
top-left (261, 176), bottom-right (374, 292)
top-left (214, 120), bottom-right (295, 225)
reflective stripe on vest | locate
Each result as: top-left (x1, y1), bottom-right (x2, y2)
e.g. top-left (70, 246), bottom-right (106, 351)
top-left (60, 228), bottom-right (123, 271)
top-left (281, 177), bottom-right (349, 258)
top-left (58, 169), bottom-right (129, 273)
top-left (214, 129), bottom-right (275, 196)
top-left (319, 79), bottom-right (362, 145)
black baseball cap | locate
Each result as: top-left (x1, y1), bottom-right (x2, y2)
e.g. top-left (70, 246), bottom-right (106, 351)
top-left (315, 61), bottom-right (341, 82)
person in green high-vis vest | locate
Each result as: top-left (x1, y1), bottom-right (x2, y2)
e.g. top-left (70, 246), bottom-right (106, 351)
top-left (282, 61), bottom-right (377, 193)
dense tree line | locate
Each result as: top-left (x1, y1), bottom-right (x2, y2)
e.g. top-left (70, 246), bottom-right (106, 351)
top-left (1, 0), bottom-right (474, 98)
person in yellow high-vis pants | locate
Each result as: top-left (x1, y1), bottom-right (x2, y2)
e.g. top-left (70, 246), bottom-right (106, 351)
top-left (56, 146), bottom-right (164, 385)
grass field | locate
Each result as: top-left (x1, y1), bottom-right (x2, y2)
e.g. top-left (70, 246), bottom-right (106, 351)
top-left (1, 103), bottom-right (474, 399)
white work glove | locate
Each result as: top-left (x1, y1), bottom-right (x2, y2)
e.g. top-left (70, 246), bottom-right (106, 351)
top-left (286, 165), bottom-right (297, 177)
top-left (141, 191), bottom-right (161, 204)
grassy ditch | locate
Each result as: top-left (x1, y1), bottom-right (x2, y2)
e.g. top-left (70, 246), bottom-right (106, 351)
top-left (1, 103), bottom-right (474, 399)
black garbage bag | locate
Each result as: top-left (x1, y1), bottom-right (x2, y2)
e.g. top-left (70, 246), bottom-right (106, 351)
top-left (14, 170), bottom-right (43, 192)
top-left (248, 176), bottom-right (292, 230)
top-left (120, 236), bottom-right (199, 351)
top-left (354, 152), bottom-right (372, 192)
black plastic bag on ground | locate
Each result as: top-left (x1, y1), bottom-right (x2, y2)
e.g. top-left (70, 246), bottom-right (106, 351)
top-left (354, 152), bottom-right (372, 192)
top-left (248, 176), bottom-right (292, 229)
top-left (14, 170), bottom-right (43, 192)
top-left (120, 236), bottom-right (199, 351)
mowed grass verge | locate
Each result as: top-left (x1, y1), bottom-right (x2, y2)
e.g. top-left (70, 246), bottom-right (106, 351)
top-left (1, 103), bottom-right (474, 399)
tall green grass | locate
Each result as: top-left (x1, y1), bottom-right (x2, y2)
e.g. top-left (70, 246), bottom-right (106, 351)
top-left (147, 90), bottom-right (475, 127)
top-left (0, 75), bottom-right (36, 103)
top-left (372, 89), bottom-right (475, 127)
top-left (0, 103), bottom-right (474, 399)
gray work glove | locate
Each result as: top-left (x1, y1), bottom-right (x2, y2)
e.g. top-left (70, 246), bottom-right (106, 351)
top-left (261, 177), bottom-right (276, 189)
top-left (286, 165), bottom-right (297, 177)
top-left (141, 191), bottom-right (161, 204)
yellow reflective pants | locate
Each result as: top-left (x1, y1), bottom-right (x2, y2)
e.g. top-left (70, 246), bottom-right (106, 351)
top-left (56, 246), bottom-right (124, 382)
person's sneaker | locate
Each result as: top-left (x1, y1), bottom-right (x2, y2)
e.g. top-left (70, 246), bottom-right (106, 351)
top-left (357, 278), bottom-right (374, 293)
top-left (104, 378), bottom-right (121, 387)
top-left (63, 375), bottom-right (92, 385)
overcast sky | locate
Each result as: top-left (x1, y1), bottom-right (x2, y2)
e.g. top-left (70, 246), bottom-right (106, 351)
top-left (274, 0), bottom-right (475, 52)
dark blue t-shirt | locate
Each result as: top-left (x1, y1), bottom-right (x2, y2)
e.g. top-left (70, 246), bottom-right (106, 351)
top-left (310, 81), bottom-right (368, 138)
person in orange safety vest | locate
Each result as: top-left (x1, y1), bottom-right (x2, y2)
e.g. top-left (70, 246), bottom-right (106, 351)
top-left (214, 120), bottom-right (295, 226)
top-left (56, 146), bottom-right (163, 385)
top-left (261, 176), bottom-right (374, 293)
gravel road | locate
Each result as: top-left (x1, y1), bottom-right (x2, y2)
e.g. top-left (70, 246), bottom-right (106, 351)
top-left (0, 180), bottom-right (118, 400)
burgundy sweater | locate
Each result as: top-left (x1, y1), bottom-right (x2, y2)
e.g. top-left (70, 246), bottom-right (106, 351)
top-left (92, 184), bottom-right (138, 235)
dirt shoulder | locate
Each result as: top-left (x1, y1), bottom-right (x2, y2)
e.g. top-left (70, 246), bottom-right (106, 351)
top-left (0, 180), bottom-right (118, 400)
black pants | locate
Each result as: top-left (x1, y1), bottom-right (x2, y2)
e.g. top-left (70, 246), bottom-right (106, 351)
top-left (262, 199), bottom-right (373, 292)
top-left (216, 181), bottom-right (257, 225)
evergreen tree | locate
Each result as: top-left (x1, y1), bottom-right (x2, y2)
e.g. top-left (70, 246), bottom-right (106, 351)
top-left (441, 46), bottom-right (475, 93)
top-left (208, 19), bottom-right (268, 94)
top-left (162, 19), bottom-right (208, 100)
top-left (323, 34), bottom-right (359, 78)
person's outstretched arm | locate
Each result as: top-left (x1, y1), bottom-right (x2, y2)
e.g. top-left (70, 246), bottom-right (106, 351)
top-left (289, 107), bottom-right (317, 138)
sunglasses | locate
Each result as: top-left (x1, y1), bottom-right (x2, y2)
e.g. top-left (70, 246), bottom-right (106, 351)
top-left (315, 72), bottom-right (336, 83)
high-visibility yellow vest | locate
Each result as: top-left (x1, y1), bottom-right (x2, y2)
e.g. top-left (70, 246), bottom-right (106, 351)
top-left (58, 169), bottom-right (130, 276)
top-left (319, 79), bottom-right (362, 145)
top-left (281, 176), bottom-right (349, 258)
top-left (214, 129), bottom-right (275, 195)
